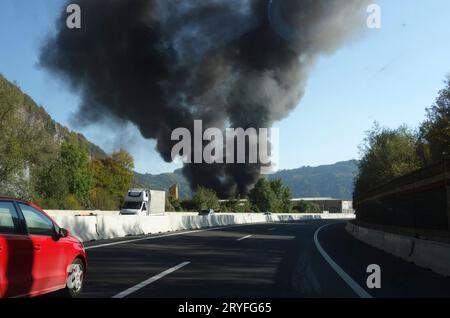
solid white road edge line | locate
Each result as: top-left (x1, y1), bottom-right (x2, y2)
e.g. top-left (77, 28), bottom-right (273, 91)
top-left (237, 234), bottom-right (253, 241)
top-left (314, 223), bottom-right (373, 299)
top-left (112, 262), bottom-right (191, 298)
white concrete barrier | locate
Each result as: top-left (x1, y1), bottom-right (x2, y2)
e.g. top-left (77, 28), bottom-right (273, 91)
top-left (346, 222), bottom-right (450, 277)
top-left (48, 210), bottom-right (354, 243)
top-left (410, 238), bottom-right (450, 277)
top-left (46, 210), bottom-right (355, 219)
top-left (51, 215), bottom-right (98, 242)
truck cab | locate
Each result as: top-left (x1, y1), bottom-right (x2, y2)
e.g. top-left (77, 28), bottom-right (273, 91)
top-left (120, 189), bottom-right (150, 216)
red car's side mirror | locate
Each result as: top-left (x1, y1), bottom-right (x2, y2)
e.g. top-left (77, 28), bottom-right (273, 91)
top-left (58, 228), bottom-right (69, 238)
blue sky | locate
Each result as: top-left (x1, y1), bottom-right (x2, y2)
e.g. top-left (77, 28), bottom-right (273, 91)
top-left (1, 0), bottom-right (450, 174)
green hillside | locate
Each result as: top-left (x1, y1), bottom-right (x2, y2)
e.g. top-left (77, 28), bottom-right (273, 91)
top-left (0, 74), bottom-right (106, 159)
top-left (134, 169), bottom-right (191, 198)
top-left (0, 74), bottom-right (107, 200)
top-left (269, 160), bottom-right (358, 199)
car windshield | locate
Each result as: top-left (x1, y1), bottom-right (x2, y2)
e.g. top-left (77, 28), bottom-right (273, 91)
top-left (122, 202), bottom-right (142, 210)
top-left (200, 210), bottom-right (210, 214)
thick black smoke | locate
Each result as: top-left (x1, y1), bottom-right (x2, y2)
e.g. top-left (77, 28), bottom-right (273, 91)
top-left (40, 0), bottom-right (369, 198)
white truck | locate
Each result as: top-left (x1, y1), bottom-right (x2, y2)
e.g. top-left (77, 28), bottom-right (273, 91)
top-left (120, 188), bottom-right (166, 216)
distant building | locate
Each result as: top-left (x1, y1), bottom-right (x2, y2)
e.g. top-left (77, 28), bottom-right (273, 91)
top-left (291, 197), bottom-right (354, 214)
top-left (218, 197), bottom-right (354, 213)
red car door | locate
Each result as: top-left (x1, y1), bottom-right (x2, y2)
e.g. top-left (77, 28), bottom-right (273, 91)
top-left (0, 201), bottom-right (34, 298)
top-left (18, 203), bottom-right (66, 295)
top-left (0, 233), bottom-right (6, 297)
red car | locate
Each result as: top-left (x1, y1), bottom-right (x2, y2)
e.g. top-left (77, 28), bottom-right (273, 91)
top-left (0, 197), bottom-right (87, 298)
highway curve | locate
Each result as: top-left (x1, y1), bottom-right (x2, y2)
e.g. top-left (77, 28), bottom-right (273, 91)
top-left (75, 219), bottom-right (450, 298)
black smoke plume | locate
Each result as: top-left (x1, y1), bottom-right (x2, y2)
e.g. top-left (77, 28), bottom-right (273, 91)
top-left (40, 0), bottom-right (370, 198)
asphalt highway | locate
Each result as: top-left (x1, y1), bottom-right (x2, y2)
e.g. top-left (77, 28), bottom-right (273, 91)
top-left (76, 219), bottom-right (450, 298)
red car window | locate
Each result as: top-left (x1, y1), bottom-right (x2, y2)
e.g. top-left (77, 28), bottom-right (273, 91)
top-left (18, 204), bottom-right (54, 236)
top-left (0, 202), bottom-right (20, 234)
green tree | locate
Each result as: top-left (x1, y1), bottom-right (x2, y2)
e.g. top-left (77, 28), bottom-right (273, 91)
top-left (192, 187), bottom-right (220, 211)
top-left (109, 150), bottom-right (134, 207)
top-left (248, 178), bottom-right (292, 213)
top-left (31, 141), bottom-right (93, 210)
top-left (354, 123), bottom-right (421, 196)
top-left (89, 150), bottom-right (134, 210)
top-left (89, 188), bottom-right (117, 211)
top-left (60, 141), bottom-right (92, 207)
top-left (31, 157), bottom-right (70, 209)
top-left (248, 178), bottom-right (276, 212)
top-left (270, 179), bottom-right (292, 213)
top-left (418, 76), bottom-right (450, 165)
